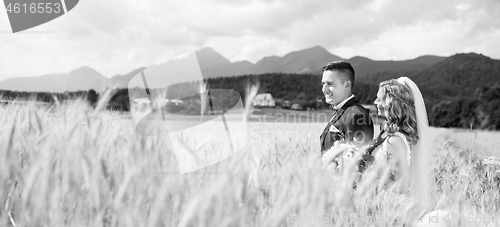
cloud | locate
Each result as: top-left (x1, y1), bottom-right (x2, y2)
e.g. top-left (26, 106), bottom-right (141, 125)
top-left (164, 0), bottom-right (333, 37)
top-left (331, 18), bottom-right (500, 60)
top-left (0, 0), bottom-right (499, 81)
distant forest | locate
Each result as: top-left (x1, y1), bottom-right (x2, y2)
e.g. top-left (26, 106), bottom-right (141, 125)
top-left (1, 72), bottom-right (499, 130)
top-left (0, 89), bottom-right (98, 105)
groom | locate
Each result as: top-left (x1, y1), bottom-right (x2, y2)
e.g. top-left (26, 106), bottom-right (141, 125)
top-left (319, 61), bottom-right (374, 155)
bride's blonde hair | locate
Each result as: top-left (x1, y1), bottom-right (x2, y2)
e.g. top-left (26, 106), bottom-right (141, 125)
top-left (379, 79), bottom-right (418, 145)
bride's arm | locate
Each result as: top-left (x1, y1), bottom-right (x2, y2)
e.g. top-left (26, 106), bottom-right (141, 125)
top-left (386, 136), bottom-right (411, 193)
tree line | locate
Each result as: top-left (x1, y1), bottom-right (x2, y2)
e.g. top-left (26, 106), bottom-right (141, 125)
top-left (429, 85), bottom-right (500, 130)
top-left (1, 73), bottom-right (498, 130)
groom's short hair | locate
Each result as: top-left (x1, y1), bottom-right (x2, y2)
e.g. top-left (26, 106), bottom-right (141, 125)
top-left (322, 61), bottom-right (355, 88)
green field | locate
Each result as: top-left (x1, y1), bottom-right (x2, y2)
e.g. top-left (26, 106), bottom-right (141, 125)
top-left (1, 100), bottom-right (500, 226)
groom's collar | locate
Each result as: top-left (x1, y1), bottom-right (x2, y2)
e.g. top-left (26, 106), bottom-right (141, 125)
top-left (329, 96), bottom-right (358, 125)
top-left (333, 94), bottom-right (355, 111)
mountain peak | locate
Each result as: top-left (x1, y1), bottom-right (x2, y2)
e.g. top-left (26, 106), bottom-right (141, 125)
top-left (287, 45), bottom-right (332, 56)
top-left (70, 66), bottom-right (96, 73)
top-left (449, 53), bottom-right (492, 61)
top-left (195, 47), bottom-right (231, 69)
top-left (349, 56), bottom-right (373, 62)
top-left (279, 46), bottom-right (343, 73)
top-left (196, 47), bottom-right (217, 54)
top-left (306, 45), bottom-right (329, 52)
top-left (66, 66), bottom-right (104, 80)
top-left (66, 66), bottom-right (105, 80)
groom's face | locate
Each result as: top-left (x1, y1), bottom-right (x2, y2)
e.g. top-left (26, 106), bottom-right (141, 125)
top-left (322, 70), bottom-right (350, 106)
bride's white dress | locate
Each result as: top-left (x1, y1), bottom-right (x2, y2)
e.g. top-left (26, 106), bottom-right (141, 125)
top-left (370, 131), bottom-right (411, 183)
top-left (372, 131), bottom-right (411, 166)
top-left (371, 132), bottom-right (458, 227)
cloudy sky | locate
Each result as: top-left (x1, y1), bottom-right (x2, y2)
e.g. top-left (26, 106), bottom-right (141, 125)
top-left (1, 0), bottom-right (499, 80)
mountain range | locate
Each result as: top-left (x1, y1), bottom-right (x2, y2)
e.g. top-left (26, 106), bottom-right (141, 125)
top-left (0, 67), bottom-right (109, 93)
top-left (1, 46), bottom-right (497, 93)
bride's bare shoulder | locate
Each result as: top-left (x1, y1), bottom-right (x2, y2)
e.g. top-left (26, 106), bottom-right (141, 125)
top-left (386, 135), bottom-right (407, 154)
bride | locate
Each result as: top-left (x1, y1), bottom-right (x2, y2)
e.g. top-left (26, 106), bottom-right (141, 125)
top-left (369, 77), bottom-right (429, 196)
top-left (322, 77), bottom-right (454, 225)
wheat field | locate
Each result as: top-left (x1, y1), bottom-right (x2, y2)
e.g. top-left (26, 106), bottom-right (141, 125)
top-left (1, 98), bottom-right (500, 227)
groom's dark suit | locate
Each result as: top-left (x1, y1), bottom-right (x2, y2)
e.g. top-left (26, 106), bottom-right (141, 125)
top-left (320, 97), bottom-right (374, 154)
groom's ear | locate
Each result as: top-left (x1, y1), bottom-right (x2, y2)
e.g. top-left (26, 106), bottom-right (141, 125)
top-left (345, 80), bottom-right (351, 88)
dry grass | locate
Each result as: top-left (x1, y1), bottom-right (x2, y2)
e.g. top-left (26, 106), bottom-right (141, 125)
top-left (0, 99), bottom-right (499, 227)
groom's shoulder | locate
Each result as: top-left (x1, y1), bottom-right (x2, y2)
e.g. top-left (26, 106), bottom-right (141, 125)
top-left (344, 102), bottom-right (370, 116)
top-left (341, 102), bottom-right (373, 125)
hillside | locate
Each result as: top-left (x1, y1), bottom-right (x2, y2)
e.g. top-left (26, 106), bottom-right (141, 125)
top-left (108, 67), bottom-right (147, 88)
top-left (0, 66), bottom-right (109, 93)
top-left (349, 55), bottom-right (445, 81)
top-left (410, 53), bottom-right (500, 98)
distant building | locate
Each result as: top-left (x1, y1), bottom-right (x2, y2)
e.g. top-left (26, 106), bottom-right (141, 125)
top-left (282, 100), bottom-right (291, 109)
top-left (133, 98), bottom-right (152, 105)
top-left (253, 93), bottom-right (275, 108)
top-left (316, 97), bottom-right (325, 109)
top-left (170, 99), bottom-right (183, 105)
top-left (133, 98), bottom-right (183, 110)
top-left (291, 103), bottom-right (302, 110)
top-left (275, 98), bottom-right (284, 106)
